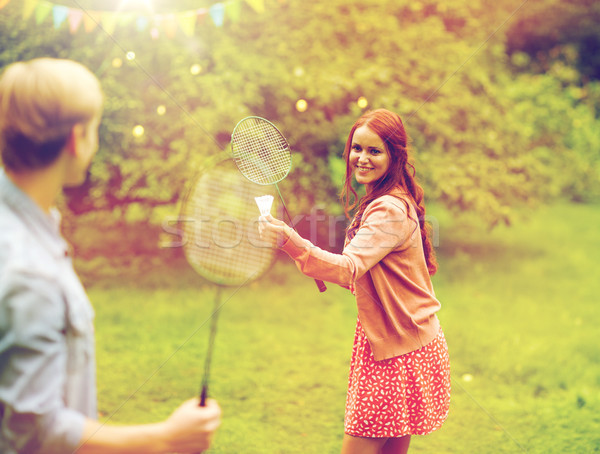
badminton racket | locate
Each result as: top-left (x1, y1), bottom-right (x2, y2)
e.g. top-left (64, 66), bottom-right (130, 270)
top-left (180, 159), bottom-right (276, 406)
top-left (230, 116), bottom-right (327, 293)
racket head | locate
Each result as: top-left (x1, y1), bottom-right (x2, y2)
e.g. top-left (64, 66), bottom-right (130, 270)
top-left (230, 116), bottom-right (292, 185)
top-left (180, 159), bottom-right (276, 286)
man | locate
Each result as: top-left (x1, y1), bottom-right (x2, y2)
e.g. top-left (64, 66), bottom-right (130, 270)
top-left (0, 58), bottom-right (220, 453)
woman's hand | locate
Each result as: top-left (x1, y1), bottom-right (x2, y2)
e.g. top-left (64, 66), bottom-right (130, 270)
top-left (258, 214), bottom-right (291, 247)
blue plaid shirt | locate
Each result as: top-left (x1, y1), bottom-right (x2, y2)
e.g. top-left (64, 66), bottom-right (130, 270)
top-left (0, 170), bottom-right (96, 453)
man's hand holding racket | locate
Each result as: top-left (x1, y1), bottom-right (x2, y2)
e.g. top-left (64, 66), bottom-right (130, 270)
top-left (79, 398), bottom-right (221, 453)
top-left (160, 398), bottom-right (221, 453)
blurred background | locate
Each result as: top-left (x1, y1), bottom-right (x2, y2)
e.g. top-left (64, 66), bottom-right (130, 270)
top-left (1, 1), bottom-right (599, 452)
top-left (1, 0), bottom-right (598, 278)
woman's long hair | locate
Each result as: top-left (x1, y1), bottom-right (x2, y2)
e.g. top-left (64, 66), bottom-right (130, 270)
top-left (340, 109), bottom-right (437, 275)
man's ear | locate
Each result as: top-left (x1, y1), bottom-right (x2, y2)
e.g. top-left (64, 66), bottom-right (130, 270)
top-left (64, 124), bottom-right (83, 157)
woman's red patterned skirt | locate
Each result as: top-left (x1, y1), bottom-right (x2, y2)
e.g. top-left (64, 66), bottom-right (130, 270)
top-left (344, 319), bottom-right (451, 438)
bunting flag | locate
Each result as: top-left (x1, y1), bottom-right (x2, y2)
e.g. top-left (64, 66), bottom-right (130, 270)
top-left (178, 10), bottom-right (197, 37)
top-left (22, 0), bottom-right (37, 20)
top-left (209, 3), bottom-right (225, 27)
top-left (34, 1), bottom-right (51, 24)
top-left (52, 4), bottom-right (68, 29)
top-left (135, 15), bottom-right (149, 32)
top-left (226, 0), bottom-right (242, 23)
top-left (197, 8), bottom-right (208, 25)
top-left (101, 11), bottom-right (118, 35)
top-left (67, 8), bottom-right (83, 33)
top-left (82, 10), bottom-right (101, 33)
top-left (163, 14), bottom-right (178, 39)
top-left (245, 0), bottom-right (265, 13)
top-left (0, 0), bottom-right (269, 38)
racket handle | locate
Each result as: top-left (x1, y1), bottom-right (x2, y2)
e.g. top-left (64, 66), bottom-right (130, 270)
top-left (315, 279), bottom-right (327, 292)
top-left (199, 385), bottom-right (208, 407)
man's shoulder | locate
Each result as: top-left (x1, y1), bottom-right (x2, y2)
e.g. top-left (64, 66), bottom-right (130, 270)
top-left (0, 206), bottom-right (57, 280)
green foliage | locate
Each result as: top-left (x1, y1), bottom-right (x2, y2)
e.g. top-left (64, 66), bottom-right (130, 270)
top-left (505, 0), bottom-right (600, 80)
top-left (90, 203), bottom-right (600, 453)
top-left (1, 0), bottom-right (599, 268)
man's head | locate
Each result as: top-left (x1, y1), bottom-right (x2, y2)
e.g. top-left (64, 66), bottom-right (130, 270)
top-left (0, 58), bottom-right (103, 177)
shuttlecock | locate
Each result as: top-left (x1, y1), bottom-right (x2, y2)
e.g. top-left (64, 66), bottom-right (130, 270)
top-left (255, 195), bottom-right (274, 216)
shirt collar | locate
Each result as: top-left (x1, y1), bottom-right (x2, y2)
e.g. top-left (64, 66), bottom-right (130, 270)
top-left (0, 168), bottom-right (67, 258)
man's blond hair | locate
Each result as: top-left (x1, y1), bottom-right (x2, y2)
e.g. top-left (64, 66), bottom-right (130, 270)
top-left (0, 58), bottom-right (103, 171)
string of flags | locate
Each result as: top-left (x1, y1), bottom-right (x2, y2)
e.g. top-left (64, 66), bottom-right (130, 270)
top-left (0, 0), bottom-right (270, 38)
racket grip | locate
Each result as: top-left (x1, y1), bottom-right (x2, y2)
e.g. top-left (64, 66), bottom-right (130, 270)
top-left (315, 279), bottom-right (327, 292)
top-left (199, 385), bottom-right (208, 407)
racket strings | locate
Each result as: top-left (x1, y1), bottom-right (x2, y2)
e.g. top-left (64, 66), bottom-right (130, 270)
top-left (231, 117), bottom-right (292, 185)
top-left (182, 168), bottom-right (274, 286)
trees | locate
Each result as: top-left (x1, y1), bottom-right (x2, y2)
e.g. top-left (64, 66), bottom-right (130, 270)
top-left (505, 0), bottom-right (600, 81)
top-left (1, 0), bottom-right (598, 272)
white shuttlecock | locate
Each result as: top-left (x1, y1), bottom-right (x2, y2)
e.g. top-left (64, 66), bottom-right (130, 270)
top-left (255, 195), bottom-right (274, 216)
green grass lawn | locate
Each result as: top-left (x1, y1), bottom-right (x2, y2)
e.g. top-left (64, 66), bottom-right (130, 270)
top-left (88, 202), bottom-right (600, 453)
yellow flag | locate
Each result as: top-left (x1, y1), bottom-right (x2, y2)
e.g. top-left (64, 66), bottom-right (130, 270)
top-left (82, 10), bottom-right (101, 33)
top-left (101, 11), bottom-right (118, 35)
top-left (178, 10), bottom-right (196, 37)
top-left (163, 13), bottom-right (177, 39)
top-left (35, 0), bottom-right (52, 24)
top-left (226, 0), bottom-right (242, 23)
top-left (245, 0), bottom-right (264, 13)
top-left (23, 0), bottom-right (38, 19)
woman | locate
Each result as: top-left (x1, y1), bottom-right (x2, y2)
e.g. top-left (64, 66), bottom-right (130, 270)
top-left (259, 109), bottom-right (450, 454)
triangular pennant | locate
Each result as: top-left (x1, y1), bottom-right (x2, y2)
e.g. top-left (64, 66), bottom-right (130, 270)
top-left (226, 0), bottom-right (242, 23)
top-left (178, 10), bottom-right (196, 37)
top-left (209, 3), bottom-right (225, 27)
top-left (196, 8), bottom-right (208, 25)
top-left (117, 12), bottom-right (134, 27)
top-left (163, 13), bottom-right (177, 38)
top-left (52, 5), bottom-right (69, 29)
top-left (245, 0), bottom-right (264, 13)
top-left (151, 14), bottom-right (162, 38)
top-left (136, 15), bottom-right (149, 32)
top-left (0, 0), bottom-right (11, 10)
top-left (68, 8), bottom-right (84, 34)
top-left (153, 13), bottom-right (163, 29)
top-left (35, 1), bottom-right (52, 24)
top-left (100, 11), bottom-right (118, 34)
top-left (23, 0), bottom-right (38, 19)
top-left (82, 10), bottom-right (101, 33)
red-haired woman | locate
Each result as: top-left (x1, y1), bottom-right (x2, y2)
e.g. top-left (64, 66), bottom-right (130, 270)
top-left (259, 109), bottom-right (450, 454)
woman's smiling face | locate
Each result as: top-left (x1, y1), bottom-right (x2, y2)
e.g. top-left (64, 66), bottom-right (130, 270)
top-left (349, 124), bottom-right (390, 192)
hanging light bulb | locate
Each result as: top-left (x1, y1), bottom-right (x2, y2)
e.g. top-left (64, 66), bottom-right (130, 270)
top-left (190, 64), bottom-right (202, 75)
top-left (132, 125), bottom-right (145, 137)
top-left (296, 99), bottom-right (308, 112)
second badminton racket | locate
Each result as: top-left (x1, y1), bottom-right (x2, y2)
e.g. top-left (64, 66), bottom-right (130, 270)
top-left (230, 116), bottom-right (327, 293)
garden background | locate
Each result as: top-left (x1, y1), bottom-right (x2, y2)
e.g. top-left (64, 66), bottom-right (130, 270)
top-left (1, 0), bottom-right (599, 452)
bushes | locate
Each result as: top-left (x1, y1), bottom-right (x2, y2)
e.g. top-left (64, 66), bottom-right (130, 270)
top-left (2, 0), bottom-right (599, 273)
